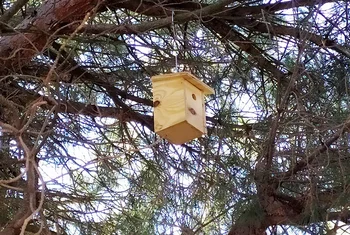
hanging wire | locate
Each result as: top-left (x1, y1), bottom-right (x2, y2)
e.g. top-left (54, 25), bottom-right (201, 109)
top-left (171, 10), bottom-right (179, 72)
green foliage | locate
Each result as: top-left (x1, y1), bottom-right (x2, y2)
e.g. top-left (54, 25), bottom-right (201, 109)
top-left (1, 0), bottom-right (350, 234)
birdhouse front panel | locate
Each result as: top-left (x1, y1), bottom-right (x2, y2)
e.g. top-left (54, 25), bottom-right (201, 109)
top-left (152, 77), bottom-right (186, 132)
top-left (151, 72), bottom-right (214, 144)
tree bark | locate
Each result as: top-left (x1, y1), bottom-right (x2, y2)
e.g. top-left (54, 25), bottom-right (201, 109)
top-left (0, 0), bottom-right (99, 234)
top-left (0, 0), bottom-right (98, 73)
top-left (228, 225), bottom-right (267, 235)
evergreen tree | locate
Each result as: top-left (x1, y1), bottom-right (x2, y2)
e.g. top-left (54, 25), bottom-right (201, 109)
top-left (0, 0), bottom-right (349, 234)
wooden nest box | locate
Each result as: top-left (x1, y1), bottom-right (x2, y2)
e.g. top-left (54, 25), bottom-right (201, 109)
top-left (151, 72), bottom-right (214, 144)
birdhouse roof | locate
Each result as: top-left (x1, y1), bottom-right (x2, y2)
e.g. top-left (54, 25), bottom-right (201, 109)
top-left (151, 72), bottom-right (214, 95)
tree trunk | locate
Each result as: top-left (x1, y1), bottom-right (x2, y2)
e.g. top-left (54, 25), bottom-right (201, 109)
top-left (0, 0), bottom-right (100, 234)
top-left (0, 0), bottom-right (97, 72)
top-left (228, 222), bottom-right (267, 235)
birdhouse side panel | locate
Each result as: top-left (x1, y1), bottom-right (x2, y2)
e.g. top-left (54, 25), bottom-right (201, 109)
top-left (183, 81), bottom-right (207, 134)
top-left (153, 79), bottom-right (186, 132)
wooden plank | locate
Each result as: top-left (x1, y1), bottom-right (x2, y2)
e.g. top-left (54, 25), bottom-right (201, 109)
top-left (184, 80), bottom-right (206, 134)
top-left (153, 78), bottom-right (186, 132)
top-left (151, 72), bottom-right (214, 95)
top-left (157, 121), bottom-right (203, 144)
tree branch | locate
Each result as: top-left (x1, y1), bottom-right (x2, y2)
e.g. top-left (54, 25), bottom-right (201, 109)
top-left (229, 17), bottom-right (350, 58)
top-left (0, 0), bottom-right (98, 72)
top-left (204, 19), bottom-right (288, 82)
top-left (280, 119), bottom-right (350, 181)
top-left (0, 0), bottom-right (30, 25)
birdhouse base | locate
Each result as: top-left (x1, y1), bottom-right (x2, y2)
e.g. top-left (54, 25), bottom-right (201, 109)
top-left (156, 121), bottom-right (204, 145)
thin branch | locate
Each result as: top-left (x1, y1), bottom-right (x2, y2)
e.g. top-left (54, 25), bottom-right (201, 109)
top-left (0, 0), bottom-right (30, 24)
top-left (280, 119), bottom-right (350, 181)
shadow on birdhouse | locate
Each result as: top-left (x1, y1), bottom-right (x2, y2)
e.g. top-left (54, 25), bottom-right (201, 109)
top-left (151, 72), bottom-right (214, 145)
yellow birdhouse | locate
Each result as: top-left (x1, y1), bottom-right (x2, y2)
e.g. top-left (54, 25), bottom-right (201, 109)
top-left (151, 72), bottom-right (214, 145)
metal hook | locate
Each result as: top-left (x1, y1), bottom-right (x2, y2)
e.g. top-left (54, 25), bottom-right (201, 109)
top-left (171, 10), bottom-right (179, 72)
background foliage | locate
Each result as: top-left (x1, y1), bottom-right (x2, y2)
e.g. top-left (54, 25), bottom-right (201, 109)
top-left (0, 0), bottom-right (349, 234)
